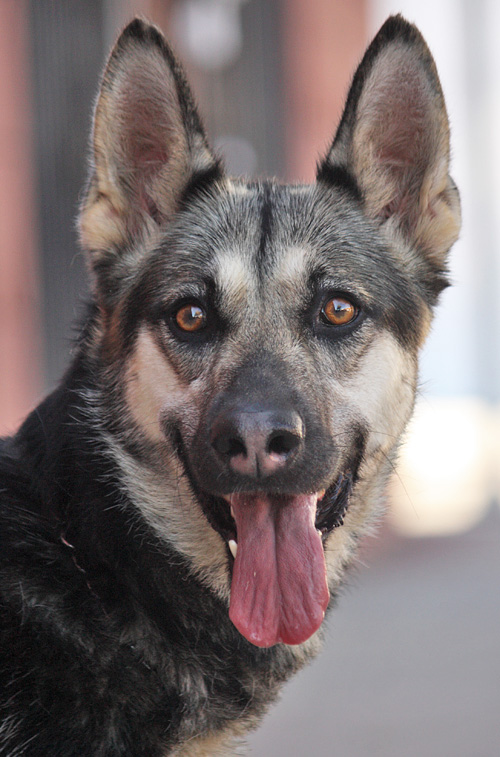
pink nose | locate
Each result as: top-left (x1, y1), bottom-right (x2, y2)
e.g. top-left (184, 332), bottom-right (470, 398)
top-left (210, 411), bottom-right (304, 480)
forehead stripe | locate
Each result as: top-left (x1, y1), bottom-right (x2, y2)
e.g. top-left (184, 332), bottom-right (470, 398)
top-left (256, 182), bottom-right (273, 273)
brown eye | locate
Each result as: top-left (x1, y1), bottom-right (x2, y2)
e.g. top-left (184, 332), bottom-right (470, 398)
top-left (174, 303), bottom-right (207, 333)
top-left (321, 297), bottom-right (358, 326)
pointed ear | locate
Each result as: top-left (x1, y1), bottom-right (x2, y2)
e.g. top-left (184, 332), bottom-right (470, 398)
top-left (318, 15), bottom-right (460, 271)
top-left (79, 19), bottom-right (220, 257)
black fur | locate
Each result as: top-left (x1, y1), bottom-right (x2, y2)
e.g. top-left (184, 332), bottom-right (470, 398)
top-left (178, 162), bottom-right (225, 211)
top-left (0, 349), bottom-right (307, 755)
top-left (316, 162), bottom-right (362, 202)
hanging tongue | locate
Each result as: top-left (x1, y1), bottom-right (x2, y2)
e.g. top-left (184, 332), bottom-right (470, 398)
top-left (228, 492), bottom-right (329, 647)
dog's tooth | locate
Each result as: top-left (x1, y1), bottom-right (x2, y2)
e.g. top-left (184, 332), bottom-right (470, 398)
top-left (228, 540), bottom-right (238, 559)
top-left (230, 506), bottom-right (235, 520)
top-left (318, 490), bottom-right (326, 500)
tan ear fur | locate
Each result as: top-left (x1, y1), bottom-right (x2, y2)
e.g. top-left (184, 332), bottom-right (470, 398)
top-left (79, 20), bottom-right (216, 256)
top-left (350, 42), bottom-right (460, 264)
top-left (320, 17), bottom-right (461, 269)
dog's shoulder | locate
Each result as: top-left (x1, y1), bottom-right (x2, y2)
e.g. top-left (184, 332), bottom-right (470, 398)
top-left (0, 426), bottom-right (282, 755)
top-left (0, 435), bottom-right (57, 569)
top-left (0, 433), bottom-right (102, 656)
top-left (0, 447), bottom-right (154, 754)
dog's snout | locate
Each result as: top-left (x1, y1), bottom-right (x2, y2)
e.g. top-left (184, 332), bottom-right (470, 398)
top-left (210, 410), bottom-right (304, 479)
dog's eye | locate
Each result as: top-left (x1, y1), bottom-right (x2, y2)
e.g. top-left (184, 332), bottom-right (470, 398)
top-left (320, 297), bottom-right (358, 326)
top-left (174, 303), bottom-right (207, 333)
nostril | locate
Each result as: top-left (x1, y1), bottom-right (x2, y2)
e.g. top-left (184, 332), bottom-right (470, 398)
top-left (267, 429), bottom-right (301, 457)
top-left (212, 433), bottom-right (246, 459)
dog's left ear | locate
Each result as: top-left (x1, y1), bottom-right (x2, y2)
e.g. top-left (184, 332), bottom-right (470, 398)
top-left (318, 15), bottom-right (460, 272)
top-left (80, 18), bottom-right (219, 259)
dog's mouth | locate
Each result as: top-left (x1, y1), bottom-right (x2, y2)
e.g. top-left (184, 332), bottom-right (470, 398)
top-left (173, 431), bottom-right (359, 648)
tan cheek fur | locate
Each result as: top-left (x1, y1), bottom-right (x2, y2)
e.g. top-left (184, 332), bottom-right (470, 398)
top-left (124, 327), bottom-right (188, 442)
top-left (122, 328), bottom-right (232, 597)
top-left (323, 332), bottom-right (417, 582)
top-left (171, 724), bottom-right (250, 757)
top-left (339, 331), bottom-right (417, 454)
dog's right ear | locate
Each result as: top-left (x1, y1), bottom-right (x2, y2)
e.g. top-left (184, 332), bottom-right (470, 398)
top-left (79, 19), bottom-right (220, 265)
top-left (318, 15), bottom-right (460, 289)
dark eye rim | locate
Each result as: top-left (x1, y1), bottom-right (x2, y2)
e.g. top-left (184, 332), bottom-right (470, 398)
top-left (165, 297), bottom-right (217, 344)
top-left (313, 291), bottom-right (364, 338)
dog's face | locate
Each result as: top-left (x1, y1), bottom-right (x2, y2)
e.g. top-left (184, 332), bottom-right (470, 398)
top-left (79, 19), bottom-right (460, 648)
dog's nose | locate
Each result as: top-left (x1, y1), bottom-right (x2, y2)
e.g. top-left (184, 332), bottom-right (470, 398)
top-left (210, 410), bottom-right (304, 479)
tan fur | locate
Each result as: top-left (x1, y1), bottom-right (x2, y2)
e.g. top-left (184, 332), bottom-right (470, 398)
top-left (172, 724), bottom-right (249, 757)
top-left (125, 327), bottom-right (187, 442)
top-left (322, 332), bottom-right (417, 575)
top-left (413, 172), bottom-right (461, 262)
top-left (214, 253), bottom-right (251, 309)
top-left (326, 39), bottom-right (460, 268)
top-left (119, 334), bottom-right (233, 596)
top-left (352, 43), bottom-right (459, 257)
top-left (337, 331), bottom-right (417, 454)
top-left (80, 32), bottom-right (213, 257)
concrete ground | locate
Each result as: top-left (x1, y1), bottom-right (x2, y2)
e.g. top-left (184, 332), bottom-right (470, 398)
top-left (247, 506), bottom-right (500, 756)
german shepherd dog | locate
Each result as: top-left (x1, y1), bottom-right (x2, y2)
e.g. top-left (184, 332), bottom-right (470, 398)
top-left (0, 15), bottom-right (460, 756)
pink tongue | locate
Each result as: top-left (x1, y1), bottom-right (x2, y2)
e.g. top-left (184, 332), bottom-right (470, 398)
top-left (228, 493), bottom-right (329, 647)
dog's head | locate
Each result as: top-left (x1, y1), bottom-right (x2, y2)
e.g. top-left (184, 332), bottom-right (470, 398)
top-left (79, 17), bottom-right (460, 648)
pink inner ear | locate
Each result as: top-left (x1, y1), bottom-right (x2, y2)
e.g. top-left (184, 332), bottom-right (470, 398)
top-left (360, 63), bottom-right (436, 223)
top-left (122, 125), bottom-right (169, 220)
top-left (126, 122), bottom-right (169, 172)
top-left (369, 68), bottom-right (430, 168)
top-left (114, 66), bottom-right (178, 217)
top-left (120, 86), bottom-right (171, 172)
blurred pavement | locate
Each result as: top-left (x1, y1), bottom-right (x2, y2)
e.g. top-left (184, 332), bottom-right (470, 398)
top-left (248, 507), bottom-right (500, 756)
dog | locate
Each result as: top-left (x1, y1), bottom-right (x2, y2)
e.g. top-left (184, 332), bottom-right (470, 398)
top-left (0, 14), bottom-right (460, 756)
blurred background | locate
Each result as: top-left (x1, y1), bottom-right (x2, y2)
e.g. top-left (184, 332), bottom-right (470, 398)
top-left (0, 0), bottom-right (498, 754)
